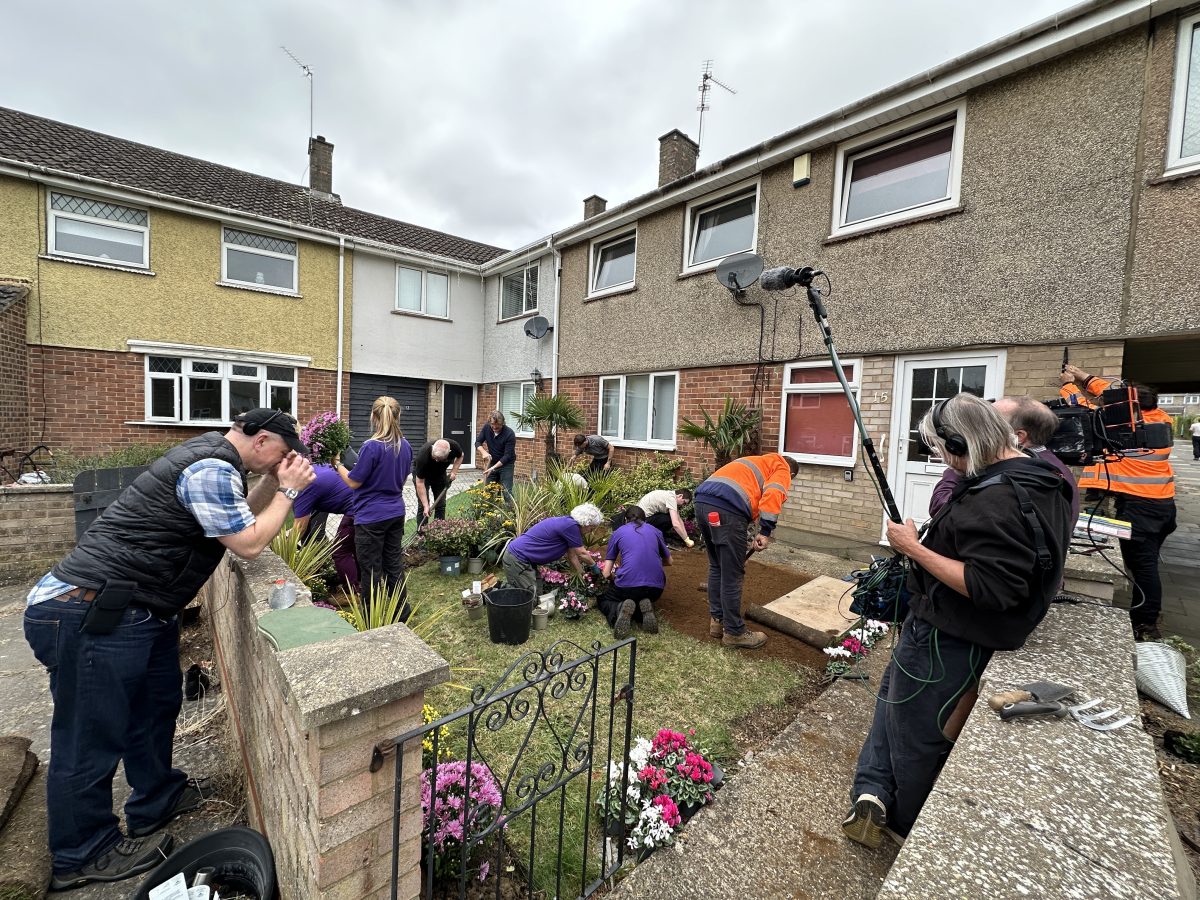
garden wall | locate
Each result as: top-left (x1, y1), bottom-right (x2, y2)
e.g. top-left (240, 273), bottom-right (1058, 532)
top-left (202, 551), bottom-right (450, 900)
top-left (0, 484), bottom-right (74, 583)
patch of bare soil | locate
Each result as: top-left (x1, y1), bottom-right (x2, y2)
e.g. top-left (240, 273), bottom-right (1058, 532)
top-left (1141, 698), bottom-right (1200, 880)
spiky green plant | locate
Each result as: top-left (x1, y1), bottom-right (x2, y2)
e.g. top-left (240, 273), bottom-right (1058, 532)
top-left (515, 392), bottom-right (585, 467)
top-left (270, 527), bottom-right (340, 592)
top-left (679, 396), bottom-right (762, 468)
top-left (544, 461), bottom-right (622, 520)
top-left (342, 575), bottom-right (453, 639)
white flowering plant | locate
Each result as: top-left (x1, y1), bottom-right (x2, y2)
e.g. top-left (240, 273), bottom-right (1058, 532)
top-left (823, 619), bottom-right (890, 678)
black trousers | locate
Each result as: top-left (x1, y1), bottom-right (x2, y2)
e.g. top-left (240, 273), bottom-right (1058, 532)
top-left (1192, 436), bottom-right (1200, 459)
top-left (414, 474), bottom-right (449, 530)
top-left (695, 501), bottom-right (749, 636)
top-left (588, 456), bottom-right (609, 474)
top-left (355, 515), bottom-right (406, 602)
top-left (597, 584), bottom-right (663, 627)
top-left (1114, 494), bottom-right (1177, 628)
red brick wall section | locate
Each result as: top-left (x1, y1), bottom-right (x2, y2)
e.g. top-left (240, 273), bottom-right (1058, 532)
top-left (0, 290), bottom-right (30, 453)
top-left (26, 345), bottom-right (346, 456)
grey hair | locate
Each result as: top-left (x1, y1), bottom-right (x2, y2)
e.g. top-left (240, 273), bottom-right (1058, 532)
top-left (431, 439), bottom-right (451, 460)
top-left (488, 409), bottom-right (505, 427)
top-left (569, 502), bottom-right (604, 527)
top-left (919, 393), bottom-right (1018, 477)
top-left (998, 396), bottom-right (1060, 447)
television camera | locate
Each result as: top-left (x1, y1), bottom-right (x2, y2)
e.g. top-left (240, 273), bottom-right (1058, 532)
top-left (1046, 382), bottom-right (1173, 466)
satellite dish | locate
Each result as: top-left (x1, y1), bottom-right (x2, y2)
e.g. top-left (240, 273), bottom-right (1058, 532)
top-left (715, 253), bottom-right (764, 292)
top-left (524, 315), bottom-right (551, 340)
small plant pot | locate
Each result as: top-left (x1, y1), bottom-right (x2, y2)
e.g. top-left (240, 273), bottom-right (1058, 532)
top-left (467, 603), bottom-right (485, 621)
top-left (467, 556), bottom-right (485, 575)
top-left (439, 555), bottom-right (463, 576)
top-left (531, 609), bottom-right (548, 631)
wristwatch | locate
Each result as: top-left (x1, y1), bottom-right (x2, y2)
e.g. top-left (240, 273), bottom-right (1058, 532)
top-left (278, 486), bottom-right (300, 501)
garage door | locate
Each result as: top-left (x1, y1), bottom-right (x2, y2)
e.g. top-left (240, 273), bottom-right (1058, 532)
top-left (348, 374), bottom-right (427, 449)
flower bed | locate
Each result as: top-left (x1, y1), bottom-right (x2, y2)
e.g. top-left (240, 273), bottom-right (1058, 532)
top-left (823, 619), bottom-right (891, 679)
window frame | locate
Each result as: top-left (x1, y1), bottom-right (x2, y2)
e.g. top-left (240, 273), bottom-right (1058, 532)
top-left (394, 265), bottom-right (451, 318)
top-left (1167, 11), bottom-right (1200, 175)
top-left (597, 371), bottom-right (679, 450)
top-left (778, 359), bottom-right (863, 467)
top-left (499, 264), bottom-right (539, 322)
top-left (142, 353), bottom-right (298, 425)
top-left (831, 102), bottom-right (966, 238)
top-left (47, 191), bottom-right (150, 269)
top-left (1186, 394), bottom-right (1200, 405)
top-left (220, 226), bottom-right (299, 294)
top-left (498, 381), bottom-right (537, 437)
top-left (587, 227), bottom-right (638, 298)
top-left (681, 179), bottom-right (761, 276)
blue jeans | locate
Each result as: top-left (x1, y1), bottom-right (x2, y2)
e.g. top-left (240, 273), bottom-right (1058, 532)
top-left (24, 598), bottom-right (186, 872)
top-left (850, 617), bottom-right (990, 836)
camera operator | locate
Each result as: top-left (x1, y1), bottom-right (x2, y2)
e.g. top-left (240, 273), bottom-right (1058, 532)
top-left (1060, 364), bottom-right (1176, 640)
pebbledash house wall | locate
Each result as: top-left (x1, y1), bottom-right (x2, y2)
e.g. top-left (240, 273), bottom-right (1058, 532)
top-left (0, 175), bottom-right (353, 454)
top-left (550, 23), bottom-right (1196, 548)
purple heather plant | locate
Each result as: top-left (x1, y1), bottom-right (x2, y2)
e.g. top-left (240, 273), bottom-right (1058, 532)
top-left (300, 411), bottom-right (352, 465)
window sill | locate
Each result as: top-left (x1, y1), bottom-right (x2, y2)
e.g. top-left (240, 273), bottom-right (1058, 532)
top-left (514, 433), bottom-right (535, 439)
top-left (40, 255), bottom-right (154, 276)
top-left (496, 311), bottom-right (540, 325)
top-left (392, 309), bottom-right (452, 322)
top-left (1148, 163), bottom-right (1200, 185)
top-left (125, 420), bottom-right (218, 428)
top-left (678, 258), bottom-right (737, 280)
top-left (606, 439), bottom-right (676, 452)
top-left (787, 454), bottom-right (858, 468)
top-left (824, 204), bottom-right (966, 245)
top-left (215, 281), bottom-right (301, 298)
top-left (585, 284), bottom-right (637, 302)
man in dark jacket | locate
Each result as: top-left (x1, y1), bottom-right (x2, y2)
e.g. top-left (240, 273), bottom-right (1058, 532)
top-left (842, 394), bottom-right (1071, 850)
top-left (476, 410), bottom-right (516, 497)
top-left (24, 409), bottom-right (314, 889)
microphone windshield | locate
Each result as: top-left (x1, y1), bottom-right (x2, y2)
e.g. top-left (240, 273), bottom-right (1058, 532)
top-left (760, 266), bottom-right (799, 291)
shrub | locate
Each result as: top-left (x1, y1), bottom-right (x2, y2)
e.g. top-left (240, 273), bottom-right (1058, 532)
top-left (50, 443), bottom-right (175, 485)
top-left (421, 518), bottom-right (485, 557)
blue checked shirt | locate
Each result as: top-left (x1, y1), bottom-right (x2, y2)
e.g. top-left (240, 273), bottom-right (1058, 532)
top-left (27, 459), bottom-right (254, 606)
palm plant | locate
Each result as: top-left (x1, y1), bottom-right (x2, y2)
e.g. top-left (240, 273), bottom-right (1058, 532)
top-left (679, 396), bottom-right (762, 469)
top-left (515, 392), bottom-right (585, 468)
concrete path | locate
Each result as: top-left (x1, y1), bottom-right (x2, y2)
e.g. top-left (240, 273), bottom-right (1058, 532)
top-left (1160, 445), bottom-right (1200, 646)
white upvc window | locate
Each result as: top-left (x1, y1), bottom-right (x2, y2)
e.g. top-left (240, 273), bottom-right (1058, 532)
top-left (48, 192), bottom-right (149, 268)
top-left (1167, 11), bottom-right (1200, 175)
top-left (500, 265), bottom-right (538, 320)
top-left (498, 381), bottom-right (536, 437)
top-left (598, 371), bottom-right (678, 448)
top-left (779, 360), bottom-right (862, 466)
top-left (221, 227), bottom-right (298, 292)
top-left (588, 228), bottom-right (637, 297)
top-left (682, 180), bottom-right (759, 274)
top-left (1161, 395), bottom-right (1177, 405)
top-left (832, 103), bottom-right (966, 237)
top-left (395, 265), bottom-right (450, 317)
top-left (144, 354), bottom-right (297, 424)
top-left (1187, 394), bottom-right (1200, 404)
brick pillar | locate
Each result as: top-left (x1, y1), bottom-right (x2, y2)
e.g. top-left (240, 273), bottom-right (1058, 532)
top-left (658, 130), bottom-right (699, 186)
top-left (309, 136), bottom-right (335, 195)
top-left (0, 278), bottom-right (31, 453)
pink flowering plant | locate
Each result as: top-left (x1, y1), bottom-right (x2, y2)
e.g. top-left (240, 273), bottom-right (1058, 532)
top-left (597, 727), bottom-right (721, 853)
top-left (537, 566), bottom-right (570, 587)
top-left (420, 760), bottom-right (504, 883)
top-left (823, 618), bottom-right (890, 678)
top-left (300, 411), bottom-right (352, 465)
top-left (558, 589), bottom-right (589, 617)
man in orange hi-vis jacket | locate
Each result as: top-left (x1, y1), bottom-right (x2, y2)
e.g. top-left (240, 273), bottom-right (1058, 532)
top-left (1060, 364), bottom-right (1177, 639)
top-left (693, 453), bottom-right (800, 649)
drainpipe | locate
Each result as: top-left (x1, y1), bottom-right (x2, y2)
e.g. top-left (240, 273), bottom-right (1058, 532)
top-left (551, 241), bottom-right (561, 395)
top-left (336, 237), bottom-right (345, 417)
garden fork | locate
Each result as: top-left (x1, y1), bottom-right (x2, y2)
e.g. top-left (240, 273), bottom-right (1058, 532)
top-left (1068, 697), bottom-right (1134, 732)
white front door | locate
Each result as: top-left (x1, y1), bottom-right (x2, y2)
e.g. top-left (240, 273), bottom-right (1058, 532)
top-left (888, 351), bottom-right (1006, 529)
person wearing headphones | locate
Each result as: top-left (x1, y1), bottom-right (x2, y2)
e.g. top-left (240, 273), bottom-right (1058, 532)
top-left (842, 393), bottom-right (1071, 851)
top-left (24, 409), bottom-right (314, 888)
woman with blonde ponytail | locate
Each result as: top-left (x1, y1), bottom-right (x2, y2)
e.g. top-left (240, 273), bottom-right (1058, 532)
top-left (335, 396), bottom-right (413, 616)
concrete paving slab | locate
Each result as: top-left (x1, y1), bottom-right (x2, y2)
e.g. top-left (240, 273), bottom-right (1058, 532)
top-left (760, 576), bottom-right (856, 640)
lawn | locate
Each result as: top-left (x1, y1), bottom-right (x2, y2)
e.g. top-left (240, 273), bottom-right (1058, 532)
top-left (401, 558), bottom-right (817, 893)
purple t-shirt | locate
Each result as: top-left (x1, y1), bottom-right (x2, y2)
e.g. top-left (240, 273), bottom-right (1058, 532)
top-left (293, 464), bottom-right (355, 519)
top-left (606, 522), bottom-right (669, 590)
top-left (507, 516), bottom-right (583, 565)
top-left (346, 438), bottom-right (412, 525)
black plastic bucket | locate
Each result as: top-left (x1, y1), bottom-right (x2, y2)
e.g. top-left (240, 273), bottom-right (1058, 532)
top-left (130, 827), bottom-right (277, 900)
top-left (484, 587), bottom-right (535, 645)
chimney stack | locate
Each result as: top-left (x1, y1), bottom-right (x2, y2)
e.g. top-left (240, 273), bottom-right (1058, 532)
top-left (583, 195), bottom-right (607, 219)
top-left (308, 135), bottom-right (334, 195)
top-left (658, 130), bottom-right (699, 187)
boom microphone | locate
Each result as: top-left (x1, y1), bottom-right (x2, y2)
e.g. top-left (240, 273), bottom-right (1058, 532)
top-left (760, 265), bottom-right (820, 291)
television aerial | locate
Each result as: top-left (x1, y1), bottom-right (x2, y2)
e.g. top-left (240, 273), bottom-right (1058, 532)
top-left (697, 60), bottom-right (737, 154)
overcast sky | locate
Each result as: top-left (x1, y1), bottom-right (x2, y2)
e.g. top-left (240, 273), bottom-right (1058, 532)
top-left (4, 0), bottom-right (1074, 250)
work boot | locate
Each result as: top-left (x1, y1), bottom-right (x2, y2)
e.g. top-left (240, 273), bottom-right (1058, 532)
top-left (708, 617), bottom-right (723, 639)
top-left (722, 629), bottom-right (766, 650)
top-left (613, 600), bottom-right (636, 640)
top-left (50, 834), bottom-right (174, 890)
top-left (128, 777), bottom-right (210, 838)
top-left (841, 793), bottom-right (887, 849)
top-left (638, 599), bottom-right (659, 635)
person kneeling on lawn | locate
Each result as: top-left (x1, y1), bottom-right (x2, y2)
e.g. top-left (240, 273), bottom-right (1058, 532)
top-left (600, 505), bottom-right (671, 639)
top-left (501, 503), bottom-right (606, 597)
top-left (842, 393), bottom-right (1071, 850)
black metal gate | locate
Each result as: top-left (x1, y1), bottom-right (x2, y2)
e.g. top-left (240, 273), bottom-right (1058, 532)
top-left (72, 465), bottom-right (151, 538)
top-left (372, 638), bottom-right (636, 899)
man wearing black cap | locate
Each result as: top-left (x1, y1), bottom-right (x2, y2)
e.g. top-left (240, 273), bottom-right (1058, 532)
top-left (23, 408), bottom-right (314, 889)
